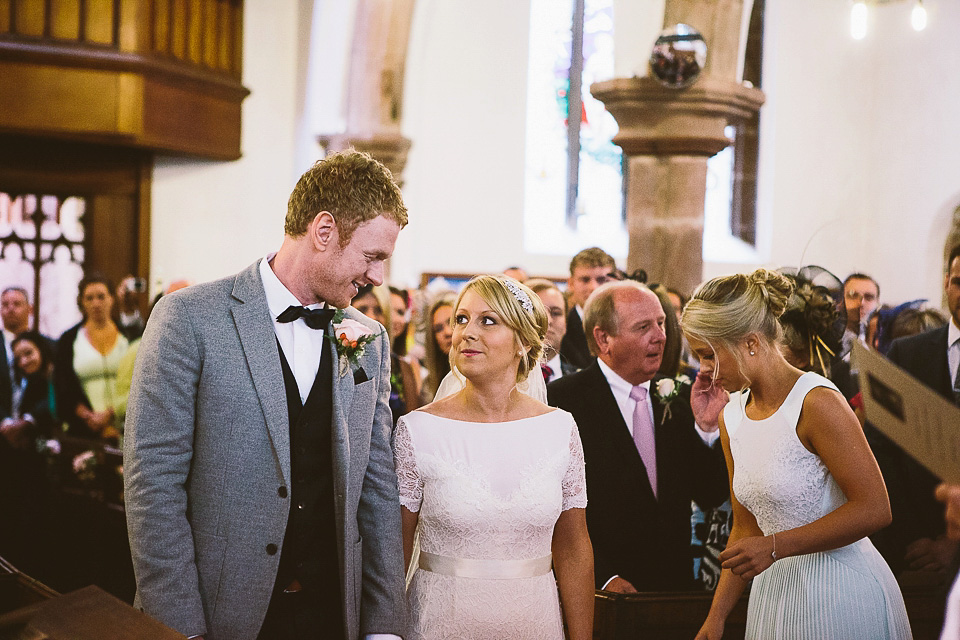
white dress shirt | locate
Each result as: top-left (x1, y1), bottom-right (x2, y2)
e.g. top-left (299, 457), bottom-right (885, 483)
top-left (544, 353), bottom-right (563, 383)
top-left (259, 255), bottom-right (328, 403)
top-left (3, 327), bottom-right (14, 369)
top-left (258, 255), bottom-right (400, 640)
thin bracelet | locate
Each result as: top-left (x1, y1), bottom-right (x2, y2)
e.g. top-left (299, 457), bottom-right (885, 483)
top-left (771, 532), bottom-right (778, 561)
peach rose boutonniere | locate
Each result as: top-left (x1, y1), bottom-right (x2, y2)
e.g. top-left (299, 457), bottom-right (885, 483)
top-left (653, 374), bottom-right (691, 424)
top-left (330, 311), bottom-right (381, 377)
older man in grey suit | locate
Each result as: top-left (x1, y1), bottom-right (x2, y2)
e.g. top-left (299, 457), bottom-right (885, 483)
top-left (124, 151), bottom-right (409, 640)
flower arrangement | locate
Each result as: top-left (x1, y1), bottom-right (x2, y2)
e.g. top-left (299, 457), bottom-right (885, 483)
top-left (653, 374), bottom-right (691, 424)
top-left (72, 450), bottom-right (98, 483)
top-left (36, 438), bottom-right (61, 456)
top-left (330, 311), bottom-right (381, 376)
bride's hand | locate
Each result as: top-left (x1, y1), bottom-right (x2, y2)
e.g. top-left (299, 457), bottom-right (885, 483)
top-left (719, 534), bottom-right (775, 580)
top-left (690, 371), bottom-right (728, 431)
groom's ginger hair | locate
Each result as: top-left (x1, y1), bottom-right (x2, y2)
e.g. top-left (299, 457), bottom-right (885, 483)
top-left (286, 150), bottom-right (408, 245)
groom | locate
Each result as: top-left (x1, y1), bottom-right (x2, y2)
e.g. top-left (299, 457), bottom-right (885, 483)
top-left (124, 151), bottom-right (409, 640)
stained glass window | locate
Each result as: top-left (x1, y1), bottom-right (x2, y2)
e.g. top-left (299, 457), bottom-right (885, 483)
top-left (0, 192), bottom-right (86, 336)
top-left (524, 0), bottom-right (624, 258)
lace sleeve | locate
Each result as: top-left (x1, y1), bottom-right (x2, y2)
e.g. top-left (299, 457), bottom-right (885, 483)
top-left (393, 415), bottom-right (423, 512)
top-left (562, 416), bottom-right (587, 510)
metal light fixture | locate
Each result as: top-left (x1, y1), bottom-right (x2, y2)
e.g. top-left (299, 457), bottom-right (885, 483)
top-left (851, 1), bottom-right (868, 40)
top-left (850, 0), bottom-right (929, 40)
top-left (911, 1), bottom-right (927, 31)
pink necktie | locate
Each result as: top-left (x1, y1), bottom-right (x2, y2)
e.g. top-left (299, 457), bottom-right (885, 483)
top-left (630, 385), bottom-right (657, 498)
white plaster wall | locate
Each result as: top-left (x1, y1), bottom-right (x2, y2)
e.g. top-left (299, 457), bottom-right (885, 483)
top-left (735, 0), bottom-right (960, 309)
top-left (864, 0), bottom-right (960, 306)
top-left (149, 1), bottom-right (310, 292)
top-left (147, 0), bottom-right (960, 310)
top-left (389, 0), bottom-right (538, 287)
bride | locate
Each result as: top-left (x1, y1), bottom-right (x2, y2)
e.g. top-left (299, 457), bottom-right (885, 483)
top-left (393, 275), bottom-right (594, 639)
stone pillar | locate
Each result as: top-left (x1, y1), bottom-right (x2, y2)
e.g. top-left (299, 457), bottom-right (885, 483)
top-left (319, 132), bottom-right (412, 187)
top-left (319, 0), bottom-right (415, 185)
top-left (593, 76), bottom-right (763, 295)
top-left (592, 0), bottom-right (762, 295)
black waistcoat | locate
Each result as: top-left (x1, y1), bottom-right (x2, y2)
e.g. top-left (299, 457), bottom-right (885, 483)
top-left (273, 338), bottom-right (340, 599)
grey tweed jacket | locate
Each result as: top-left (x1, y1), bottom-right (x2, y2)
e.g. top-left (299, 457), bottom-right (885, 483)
top-left (123, 261), bottom-right (407, 640)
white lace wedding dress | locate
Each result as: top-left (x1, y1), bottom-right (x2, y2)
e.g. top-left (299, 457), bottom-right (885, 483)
top-left (725, 372), bottom-right (912, 639)
top-left (394, 408), bottom-right (587, 639)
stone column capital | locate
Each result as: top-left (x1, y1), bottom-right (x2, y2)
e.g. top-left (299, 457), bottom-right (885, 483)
top-left (591, 76), bottom-right (765, 156)
top-left (318, 132), bottom-right (413, 184)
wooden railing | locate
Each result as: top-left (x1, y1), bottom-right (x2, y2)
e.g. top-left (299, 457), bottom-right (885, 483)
top-left (0, 0), bottom-right (249, 159)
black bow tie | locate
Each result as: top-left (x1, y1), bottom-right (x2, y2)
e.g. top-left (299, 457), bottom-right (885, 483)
top-left (276, 305), bottom-right (336, 330)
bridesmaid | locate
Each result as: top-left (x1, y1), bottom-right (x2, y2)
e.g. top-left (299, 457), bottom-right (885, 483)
top-left (683, 269), bottom-right (910, 640)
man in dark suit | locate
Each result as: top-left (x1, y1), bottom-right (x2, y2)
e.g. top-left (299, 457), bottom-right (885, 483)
top-left (559, 247), bottom-right (616, 369)
top-left (878, 244), bottom-right (960, 574)
top-left (548, 280), bottom-right (728, 592)
top-left (527, 278), bottom-right (578, 383)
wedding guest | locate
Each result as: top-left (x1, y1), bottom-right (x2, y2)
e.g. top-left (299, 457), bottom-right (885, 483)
top-left (684, 269), bottom-right (909, 640)
top-left (560, 248), bottom-right (615, 369)
top-left (395, 275), bottom-right (593, 639)
top-left (667, 287), bottom-right (699, 377)
top-left (873, 245), bottom-right (960, 577)
top-left (1, 287), bottom-right (42, 416)
top-left (0, 330), bottom-right (57, 581)
top-left (840, 272), bottom-right (880, 357)
top-left (115, 280), bottom-right (192, 435)
top-left (651, 284), bottom-right (685, 379)
top-left (935, 483), bottom-right (960, 638)
top-left (8, 331), bottom-right (58, 437)
top-left (389, 286), bottom-right (413, 357)
top-left (526, 278), bottom-right (576, 383)
top-left (352, 285), bottom-right (420, 422)
top-left (352, 284), bottom-right (389, 327)
top-left (55, 275), bottom-right (129, 442)
top-left (421, 294), bottom-right (454, 402)
top-left (503, 266), bottom-right (529, 282)
top-left (116, 275), bottom-right (147, 340)
top-left (890, 307), bottom-right (948, 341)
top-left (548, 280), bottom-right (728, 592)
top-left (778, 276), bottom-right (842, 377)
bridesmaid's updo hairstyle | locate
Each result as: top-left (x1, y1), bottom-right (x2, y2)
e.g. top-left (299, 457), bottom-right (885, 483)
top-left (453, 275), bottom-right (548, 383)
top-left (681, 269), bottom-right (794, 380)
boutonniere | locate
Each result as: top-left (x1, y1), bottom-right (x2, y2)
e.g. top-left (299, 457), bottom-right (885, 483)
top-left (653, 374), bottom-right (691, 424)
top-left (330, 311), bottom-right (381, 377)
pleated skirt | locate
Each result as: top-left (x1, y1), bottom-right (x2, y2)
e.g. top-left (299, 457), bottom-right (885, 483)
top-left (746, 538), bottom-right (913, 640)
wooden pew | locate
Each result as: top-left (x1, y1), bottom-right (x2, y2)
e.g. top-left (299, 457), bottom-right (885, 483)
top-left (0, 555), bottom-right (58, 615)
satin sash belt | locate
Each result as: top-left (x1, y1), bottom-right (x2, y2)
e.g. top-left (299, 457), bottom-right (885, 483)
top-left (418, 551), bottom-right (553, 579)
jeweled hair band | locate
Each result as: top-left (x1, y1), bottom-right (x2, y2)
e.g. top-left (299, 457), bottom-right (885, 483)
top-left (502, 278), bottom-right (534, 313)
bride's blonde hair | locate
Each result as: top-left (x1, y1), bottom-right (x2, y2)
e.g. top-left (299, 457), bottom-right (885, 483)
top-left (681, 268), bottom-right (794, 387)
top-left (452, 276), bottom-right (548, 383)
